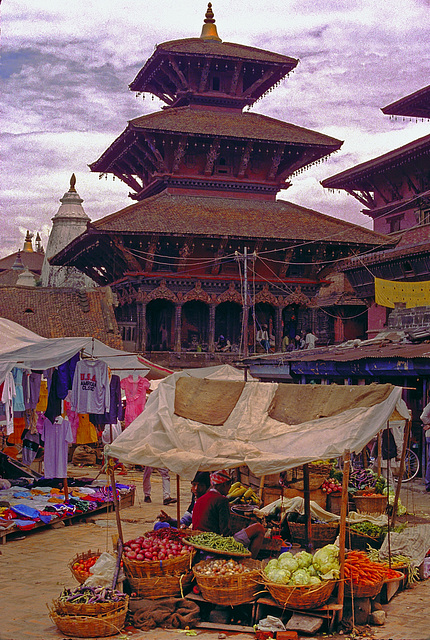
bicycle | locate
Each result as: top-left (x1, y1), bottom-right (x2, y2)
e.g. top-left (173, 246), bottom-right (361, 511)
top-left (395, 447), bottom-right (420, 483)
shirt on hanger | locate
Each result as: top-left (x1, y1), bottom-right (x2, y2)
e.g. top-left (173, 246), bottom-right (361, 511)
top-left (1, 372), bottom-right (16, 435)
top-left (23, 371), bottom-right (42, 410)
top-left (70, 360), bottom-right (110, 414)
top-left (12, 368), bottom-right (25, 412)
top-left (42, 416), bottom-right (73, 479)
top-left (120, 375), bottom-right (150, 427)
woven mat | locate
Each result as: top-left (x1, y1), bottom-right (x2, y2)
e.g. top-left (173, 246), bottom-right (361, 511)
top-left (174, 377), bottom-right (245, 425)
top-left (268, 383), bottom-right (394, 424)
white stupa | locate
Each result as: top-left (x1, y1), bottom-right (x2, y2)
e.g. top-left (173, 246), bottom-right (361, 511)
top-left (41, 174), bottom-right (95, 288)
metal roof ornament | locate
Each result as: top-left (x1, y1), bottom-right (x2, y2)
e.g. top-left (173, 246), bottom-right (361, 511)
top-left (200, 3), bottom-right (221, 41)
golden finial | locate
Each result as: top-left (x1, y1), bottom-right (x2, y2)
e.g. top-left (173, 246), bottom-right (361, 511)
top-left (23, 230), bottom-right (34, 253)
top-left (200, 3), bottom-right (221, 41)
top-left (69, 173), bottom-right (77, 192)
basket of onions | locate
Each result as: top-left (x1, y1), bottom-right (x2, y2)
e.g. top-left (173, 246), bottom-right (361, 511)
top-left (193, 557), bottom-right (262, 606)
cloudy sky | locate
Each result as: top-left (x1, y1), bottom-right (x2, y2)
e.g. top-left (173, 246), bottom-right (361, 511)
top-left (1, 0), bottom-right (429, 257)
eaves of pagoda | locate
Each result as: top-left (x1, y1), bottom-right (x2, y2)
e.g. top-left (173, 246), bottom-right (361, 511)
top-left (381, 85), bottom-right (430, 119)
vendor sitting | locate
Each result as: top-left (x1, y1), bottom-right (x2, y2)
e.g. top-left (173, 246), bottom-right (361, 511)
top-left (157, 471), bottom-right (210, 528)
top-left (192, 470), bottom-right (265, 559)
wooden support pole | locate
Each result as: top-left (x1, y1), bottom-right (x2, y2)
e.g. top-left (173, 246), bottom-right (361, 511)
top-left (391, 419), bottom-right (411, 529)
top-left (303, 464), bottom-right (312, 552)
top-left (108, 458), bottom-right (124, 543)
top-left (337, 450), bottom-right (350, 623)
top-left (259, 475), bottom-right (265, 503)
top-left (377, 432), bottom-right (382, 476)
top-left (176, 474), bottom-right (181, 526)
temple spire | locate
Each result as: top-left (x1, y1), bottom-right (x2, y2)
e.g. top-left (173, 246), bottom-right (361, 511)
top-left (69, 173), bottom-right (77, 192)
top-left (200, 3), bottom-right (221, 41)
top-left (23, 230), bottom-right (34, 252)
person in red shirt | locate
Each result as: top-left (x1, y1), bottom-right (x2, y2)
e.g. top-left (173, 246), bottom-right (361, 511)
top-left (192, 469), bottom-right (265, 559)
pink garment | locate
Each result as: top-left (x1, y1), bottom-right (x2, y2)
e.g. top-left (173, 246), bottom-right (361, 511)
top-left (120, 376), bottom-right (150, 427)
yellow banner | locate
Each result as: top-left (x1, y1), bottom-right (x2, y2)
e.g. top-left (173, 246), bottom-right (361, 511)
top-left (375, 277), bottom-right (430, 309)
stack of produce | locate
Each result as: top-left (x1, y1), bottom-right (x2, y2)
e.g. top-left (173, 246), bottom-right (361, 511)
top-left (49, 586), bottom-right (128, 638)
top-left (186, 531), bottom-right (250, 555)
top-left (261, 545), bottom-right (339, 609)
top-left (366, 546), bottom-right (419, 586)
top-left (227, 482), bottom-right (260, 505)
top-left (322, 478), bottom-right (342, 494)
top-left (69, 550), bottom-right (101, 584)
top-left (122, 529), bottom-right (195, 598)
top-left (344, 550), bottom-right (389, 597)
top-left (193, 557), bottom-right (261, 605)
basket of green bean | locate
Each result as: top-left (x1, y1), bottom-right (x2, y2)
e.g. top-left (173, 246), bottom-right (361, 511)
top-left (184, 532), bottom-right (252, 557)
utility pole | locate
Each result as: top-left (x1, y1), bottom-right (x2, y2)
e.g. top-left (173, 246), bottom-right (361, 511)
top-left (235, 246), bottom-right (256, 357)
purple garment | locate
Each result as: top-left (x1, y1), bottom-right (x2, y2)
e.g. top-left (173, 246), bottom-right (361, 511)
top-left (23, 372), bottom-right (42, 410)
top-left (57, 353), bottom-right (80, 400)
top-left (89, 375), bottom-right (123, 425)
top-left (42, 416), bottom-right (73, 479)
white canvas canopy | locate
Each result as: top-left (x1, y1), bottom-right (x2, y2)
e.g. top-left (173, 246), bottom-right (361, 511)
top-left (0, 318), bottom-right (149, 383)
top-left (106, 367), bottom-right (410, 479)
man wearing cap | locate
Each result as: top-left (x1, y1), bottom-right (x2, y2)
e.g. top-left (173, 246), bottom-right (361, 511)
top-left (192, 470), bottom-right (265, 559)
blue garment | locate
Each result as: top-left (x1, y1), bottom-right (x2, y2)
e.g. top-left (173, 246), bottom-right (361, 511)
top-left (11, 504), bottom-right (40, 520)
top-left (57, 353), bottom-right (80, 400)
top-left (12, 368), bottom-right (25, 412)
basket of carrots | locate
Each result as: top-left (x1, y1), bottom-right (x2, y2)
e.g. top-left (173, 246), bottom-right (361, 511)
top-left (344, 550), bottom-right (387, 598)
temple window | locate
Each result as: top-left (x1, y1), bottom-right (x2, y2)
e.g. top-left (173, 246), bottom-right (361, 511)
top-left (388, 215), bottom-right (403, 233)
top-left (418, 207), bottom-right (430, 226)
top-left (212, 76), bottom-right (221, 91)
top-left (215, 156), bottom-right (230, 175)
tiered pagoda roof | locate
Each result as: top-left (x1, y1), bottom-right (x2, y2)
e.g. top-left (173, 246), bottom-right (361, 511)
top-left (381, 85), bottom-right (430, 119)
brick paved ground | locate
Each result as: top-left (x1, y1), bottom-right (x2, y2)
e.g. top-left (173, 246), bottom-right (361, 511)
top-left (0, 467), bottom-right (429, 640)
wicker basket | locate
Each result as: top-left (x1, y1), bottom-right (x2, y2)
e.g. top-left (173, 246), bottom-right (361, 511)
top-left (68, 549), bottom-right (102, 584)
top-left (49, 604), bottom-right (127, 638)
top-left (127, 570), bottom-right (194, 598)
top-left (123, 549), bottom-right (195, 578)
top-left (344, 578), bottom-right (384, 598)
top-left (283, 464), bottom-right (332, 491)
top-left (353, 494), bottom-right (387, 516)
top-left (53, 595), bottom-right (129, 616)
top-left (346, 528), bottom-right (385, 550)
top-left (262, 578), bottom-right (336, 610)
top-left (193, 558), bottom-right (262, 606)
top-left (287, 522), bottom-right (339, 546)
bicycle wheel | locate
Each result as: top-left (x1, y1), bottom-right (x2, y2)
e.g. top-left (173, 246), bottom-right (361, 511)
top-left (400, 448), bottom-right (420, 482)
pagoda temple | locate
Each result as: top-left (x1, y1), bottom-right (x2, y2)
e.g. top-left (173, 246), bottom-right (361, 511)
top-left (51, 4), bottom-right (390, 363)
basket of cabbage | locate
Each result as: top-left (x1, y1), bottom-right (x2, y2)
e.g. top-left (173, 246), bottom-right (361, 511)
top-left (261, 545), bottom-right (339, 610)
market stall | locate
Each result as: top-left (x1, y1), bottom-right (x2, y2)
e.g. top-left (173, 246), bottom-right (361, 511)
top-left (103, 370), bottom-right (411, 632)
top-left (0, 318), bottom-right (146, 542)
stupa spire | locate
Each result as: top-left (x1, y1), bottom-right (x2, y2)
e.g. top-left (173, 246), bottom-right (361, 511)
top-left (23, 230), bottom-right (34, 252)
top-left (200, 3), bottom-right (221, 41)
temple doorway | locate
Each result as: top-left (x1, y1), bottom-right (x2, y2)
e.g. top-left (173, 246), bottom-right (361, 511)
top-left (215, 301), bottom-right (241, 351)
top-left (146, 299), bottom-right (174, 351)
top-left (181, 300), bottom-right (209, 350)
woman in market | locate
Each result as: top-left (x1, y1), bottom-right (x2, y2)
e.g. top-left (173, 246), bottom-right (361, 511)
top-left (191, 469), bottom-right (265, 559)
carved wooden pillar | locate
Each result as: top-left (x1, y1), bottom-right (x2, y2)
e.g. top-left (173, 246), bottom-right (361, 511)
top-left (174, 303), bottom-right (182, 353)
top-left (136, 301), bottom-right (147, 353)
top-left (275, 306), bottom-right (283, 352)
top-left (209, 303), bottom-right (216, 353)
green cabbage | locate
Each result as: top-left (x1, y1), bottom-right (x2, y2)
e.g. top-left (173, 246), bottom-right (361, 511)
top-left (291, 569), bottom-right (310, 585)
top-left (312, 544), bottom-right (340, 577)
top-left (270, 568), bottom-right (290, 583)
top-left (308, 576), bottom-right (321, 585)
top-left (279, 556), bottom-right (299, 573)
top-left (296, 550), bottom-right (313, 568)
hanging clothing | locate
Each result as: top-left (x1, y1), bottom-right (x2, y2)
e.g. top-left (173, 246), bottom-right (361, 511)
top-left (23, 371), bottom-right (42, 410)
top-left (76, 414), bottom-right (98, 444)
top-left (36, 379), bottom-right (48, 412)
top-left (57, 353), bottom-right (80, 400)
top-left (70, 360), bottom-right (110, 414)
top-left (12, 367), bottom-right (25, 412)
top-left (44, 369), bottom-right (62, 424)
top-left (8, 416), bottom-right (25, 445)
top-left (22, 430), bottom-right (41, 466)
top-left (120, 375), bottom-right (150, 427)
top-left (89, 375), bottom-right (123, 425)
top-left (1, 372), bottom-right (16, 436)
top-left (42, 416), bottom-right (73, 478)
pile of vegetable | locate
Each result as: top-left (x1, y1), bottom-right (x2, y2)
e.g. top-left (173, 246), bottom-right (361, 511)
top-left (124, 529), bottom-right (193, 562)
top-left (348, 468), bottom-right (385, 493)
top-left (349, 521), bottom-right (406, 538)
top-left (322, 478), bottom-right (342, 494)
top-left (366, 546), bottom-right (420, 586)
top-left (197, 558), bottom-right (253, 576)
top-left (227, 482), bottom-right (260, 505)
top-left (72, 555), bottom-right (100, 581)
top-left (58, 585), bottom-right (127, 604)
top-left (186, 532), bottom-right (248, 555)
top-left (263, 545), bottom-right (340, 586)
top-left (344, 550), bottom-right (388, 585)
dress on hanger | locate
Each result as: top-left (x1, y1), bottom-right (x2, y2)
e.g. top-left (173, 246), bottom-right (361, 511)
top-left (42, 416), bottom-right (73, 478)
top-left (120, 375), bottom-right (150, 427)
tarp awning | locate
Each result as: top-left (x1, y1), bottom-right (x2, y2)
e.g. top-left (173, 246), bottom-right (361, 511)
top-left (106, 369), bottom-right (410, 480)
top-left (0, 318), bottom-right (149, 382)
